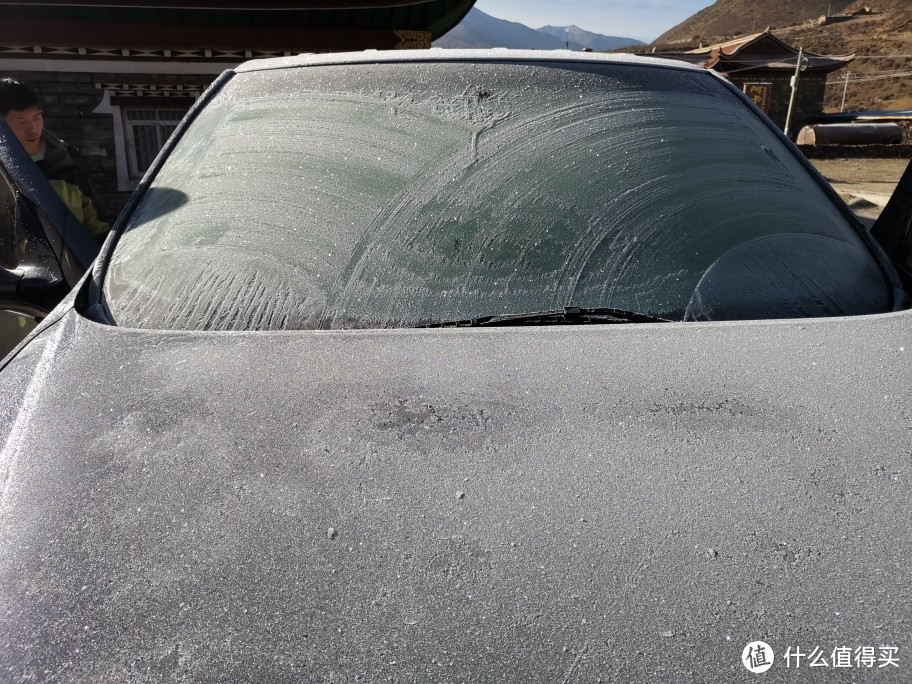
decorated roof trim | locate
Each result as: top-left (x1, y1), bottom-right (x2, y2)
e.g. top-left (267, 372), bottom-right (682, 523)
top-left (0, 44), bottom-right (303, 61)
top-left (0, 19), bottom-right (433, 52)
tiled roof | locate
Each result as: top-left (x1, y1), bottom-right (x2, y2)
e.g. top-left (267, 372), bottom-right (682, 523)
top-left (655, 30), bottom-right (852, 74)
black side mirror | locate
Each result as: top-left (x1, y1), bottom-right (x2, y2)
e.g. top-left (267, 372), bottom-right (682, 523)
top-left (871, 157), bottom-right (912, 290)
top-left (0, 121), bottom-right (100, 319)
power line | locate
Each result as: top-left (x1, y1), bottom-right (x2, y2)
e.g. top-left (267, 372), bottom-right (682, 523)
top-left (843, 70), bottom-right (912, 83)
top-left (827, 68), bottom-right (912, 83)
top-left (713, 54), bottom-right (912, 64)
top-left (832, 69), bottom-right (906, 78)
top-left (658, 52), bottom-right (912, 80)
top-left (846, 54), bottom-right (912, 60)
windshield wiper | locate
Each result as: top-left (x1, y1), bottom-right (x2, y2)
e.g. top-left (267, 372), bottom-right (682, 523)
top-left (418, 306), bottom-right (671, 328)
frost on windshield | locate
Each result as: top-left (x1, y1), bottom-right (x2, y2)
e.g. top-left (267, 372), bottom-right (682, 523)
top-left (104, 62), bottom-right (893, 330)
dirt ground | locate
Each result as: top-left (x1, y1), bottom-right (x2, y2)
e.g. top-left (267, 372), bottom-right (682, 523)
top-left (810, 158), bottom-right (909, 224)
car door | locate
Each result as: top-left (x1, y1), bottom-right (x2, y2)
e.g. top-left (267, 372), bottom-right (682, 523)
top-left (0, 117), bottom-right (100, 356)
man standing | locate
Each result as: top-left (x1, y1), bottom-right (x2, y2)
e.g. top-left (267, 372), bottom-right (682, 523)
top-left (0, 77), bottom-right (109, 239)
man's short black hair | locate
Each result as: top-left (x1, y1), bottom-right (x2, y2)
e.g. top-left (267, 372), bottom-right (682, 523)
top-left (0, 78), bottom-right (40, 116)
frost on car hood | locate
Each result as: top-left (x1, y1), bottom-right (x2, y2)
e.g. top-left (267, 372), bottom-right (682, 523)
top-left (0, 309), bottom-right (910, 682)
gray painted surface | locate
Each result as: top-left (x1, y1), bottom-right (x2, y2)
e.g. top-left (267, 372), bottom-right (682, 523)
top-left (1, 306), bottom-right (910, 682)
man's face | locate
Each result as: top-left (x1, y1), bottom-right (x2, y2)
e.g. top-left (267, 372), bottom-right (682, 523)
top-left (3, 106), bottom-right (44, 155)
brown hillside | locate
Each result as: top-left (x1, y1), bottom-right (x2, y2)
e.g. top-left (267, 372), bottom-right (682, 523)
top-left (652, 0), bottom-right (912, 112)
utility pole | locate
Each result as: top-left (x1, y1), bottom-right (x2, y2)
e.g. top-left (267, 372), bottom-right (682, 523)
top-left (784, 47), bottom-right (808, 138)
top-left (840, 71), bottom-right (851, 112)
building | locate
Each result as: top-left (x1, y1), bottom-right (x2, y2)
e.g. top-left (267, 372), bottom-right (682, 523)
top-left (656, 30), bottom-right (853, 135)
top-left (0, 0), bottom-right (476, 221)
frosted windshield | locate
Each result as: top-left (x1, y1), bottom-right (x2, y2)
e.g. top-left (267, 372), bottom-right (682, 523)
top-left (103, 61), bottom-right (894, 329)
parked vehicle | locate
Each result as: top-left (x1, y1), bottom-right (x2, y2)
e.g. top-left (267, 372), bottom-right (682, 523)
top-left (1, 51), bottom-right (910, 682)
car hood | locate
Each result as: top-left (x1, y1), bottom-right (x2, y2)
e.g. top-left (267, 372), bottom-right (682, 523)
top-left (1, 309), bottom-right (910, 682)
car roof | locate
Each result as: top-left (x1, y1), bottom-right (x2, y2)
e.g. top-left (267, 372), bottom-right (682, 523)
top-left (232, 48), bottom-right (708, 75)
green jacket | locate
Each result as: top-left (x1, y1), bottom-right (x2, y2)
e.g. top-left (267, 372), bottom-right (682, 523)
top-left (32, 132), bottom-right (109, 238)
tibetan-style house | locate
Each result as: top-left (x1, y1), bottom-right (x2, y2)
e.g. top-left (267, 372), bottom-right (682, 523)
top-left (658, 30), bottom-right (853, 135)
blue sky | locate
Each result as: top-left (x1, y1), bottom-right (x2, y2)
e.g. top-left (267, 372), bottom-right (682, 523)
top-left (473, 0), bottom-right (714, 43)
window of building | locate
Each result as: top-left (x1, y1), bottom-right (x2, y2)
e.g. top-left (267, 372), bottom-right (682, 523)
top-left (122, 108), bottom-right (186, 179)
top-left (95, 86), bottom-right (204, 192)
